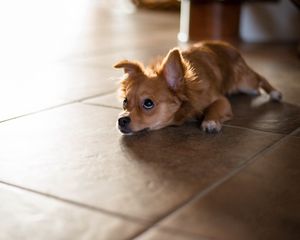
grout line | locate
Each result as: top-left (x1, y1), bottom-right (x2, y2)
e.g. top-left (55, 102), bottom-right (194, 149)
top-left (76, 90), bottom-right (116, 102)
top-left (130, 225), bottom-right (210, 240)
top-left (0, 91), bottom-right (115, 124)
top-left (223, 122), bottom-right (300, 135)
top-left (130, 126), bottom-right (300, 239)
top-left (0, 102), bottom-right (75, 124)
top-left (0, 180), bottom-right (150, 225)
top-left (222, 123), bottom-right (288, 135)
top-left (82, 102), bottom-right (122, 110)
top-left (65, 37), bottom-right (177, 63)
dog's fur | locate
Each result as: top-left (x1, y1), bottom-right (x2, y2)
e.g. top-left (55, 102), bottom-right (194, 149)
top-left (115, 41), bottom-right (282, 134)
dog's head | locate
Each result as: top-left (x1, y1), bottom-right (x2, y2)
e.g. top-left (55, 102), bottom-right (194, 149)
top-left (114, 48), bottom-right (194, 134)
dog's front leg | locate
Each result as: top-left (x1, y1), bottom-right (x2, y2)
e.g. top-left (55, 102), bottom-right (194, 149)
top-left (201, 96), bottom-right (233, 133)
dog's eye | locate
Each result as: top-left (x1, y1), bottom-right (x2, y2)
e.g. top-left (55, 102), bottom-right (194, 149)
top-left (123, 98), bottom-right (128, 109)
top-left (143, 99), bottom-right (154, 110)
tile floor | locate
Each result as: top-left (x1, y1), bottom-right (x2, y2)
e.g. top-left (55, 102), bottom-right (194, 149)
top-left (0, 1), bottom-right (300, 240)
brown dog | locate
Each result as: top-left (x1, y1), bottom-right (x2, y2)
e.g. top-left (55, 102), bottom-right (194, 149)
top-left (114, 41), bottom-right (282, 134)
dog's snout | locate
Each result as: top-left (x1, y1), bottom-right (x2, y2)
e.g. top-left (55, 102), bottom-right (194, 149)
top-left (118, 116), bottom-right (131, 128)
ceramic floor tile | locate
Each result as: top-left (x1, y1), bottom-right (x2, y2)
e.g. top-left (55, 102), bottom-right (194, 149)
top-left (147, 136), bottom-right (300, 240)
top-left (67, 8), bottom-right (179, 59)
top-left (83, 92), bottom-right (121, 109)
top-left (1, 1), bottom-right (179, 62)
top-left (227, 94), bottom-right (300, 134)
top-left (0, 183), bottom-right (146, 240)
top-left (0, 103), bottom-right (281, 221)
top-left (0, 65), bottom-right (117, 122)
top-left (66, 29), bottom-right (179, 63)
top-left (70, 43), bottom-right (179, 69)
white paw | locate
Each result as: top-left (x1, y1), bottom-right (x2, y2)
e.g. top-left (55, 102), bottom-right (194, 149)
top-left (270, 90), bottom-right (282, 102)
top-left (201, 120), bottom-right (222, 133)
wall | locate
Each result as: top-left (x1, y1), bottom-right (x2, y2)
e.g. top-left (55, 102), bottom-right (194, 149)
top-left (240, 0), bottom-right (300, 42)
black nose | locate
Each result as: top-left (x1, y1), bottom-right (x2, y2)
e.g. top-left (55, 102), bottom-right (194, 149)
top-left (118, 116), bottom-right (131, 128)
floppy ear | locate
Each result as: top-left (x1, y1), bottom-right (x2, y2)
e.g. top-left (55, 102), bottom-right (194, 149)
top-left (114, 60), bottom-right (144, 75)
top-left (161, 48), bottom-right (184, 90)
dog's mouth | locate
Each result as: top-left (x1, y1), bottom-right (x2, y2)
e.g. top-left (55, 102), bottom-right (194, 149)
top-left (118, 126), bottom-right (133, 135)
top-left (118, 126), bottom-right (149, 135)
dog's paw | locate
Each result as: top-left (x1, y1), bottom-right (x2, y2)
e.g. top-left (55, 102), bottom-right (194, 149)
top-left (270, 90), bottom-right (282, 102)
top-left (201, 120), bottom-right (222, 133)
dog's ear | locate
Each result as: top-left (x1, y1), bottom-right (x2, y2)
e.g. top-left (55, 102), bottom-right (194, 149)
top-left (114, 60), bottom-right (144, 75)
top-left (161, 48), bottom-right (184, 90)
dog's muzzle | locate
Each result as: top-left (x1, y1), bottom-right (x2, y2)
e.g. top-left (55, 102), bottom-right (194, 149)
top-left (118, 116), bottom-right (132, 134)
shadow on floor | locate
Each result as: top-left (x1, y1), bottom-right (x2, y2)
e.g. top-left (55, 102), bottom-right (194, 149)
top-left (227, 93), bottom-right (300, 134)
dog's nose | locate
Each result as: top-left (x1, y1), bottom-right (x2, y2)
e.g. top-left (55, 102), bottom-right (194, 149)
top-left (118, 116), bottom-right (131, 128)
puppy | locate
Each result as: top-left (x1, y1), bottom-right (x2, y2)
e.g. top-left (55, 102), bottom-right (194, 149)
top-left (114, 41), bottom-right (282, 134)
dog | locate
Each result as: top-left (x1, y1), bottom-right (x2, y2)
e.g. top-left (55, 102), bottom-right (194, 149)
top-left (114, 41), bottom-right (282, 134)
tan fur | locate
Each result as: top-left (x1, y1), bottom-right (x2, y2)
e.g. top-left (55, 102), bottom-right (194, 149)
top-left (115, 41), bottom-right (282, 134)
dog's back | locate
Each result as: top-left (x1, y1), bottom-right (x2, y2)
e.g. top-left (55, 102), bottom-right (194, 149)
top-left (182, 41), bottom-right (254, 95)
